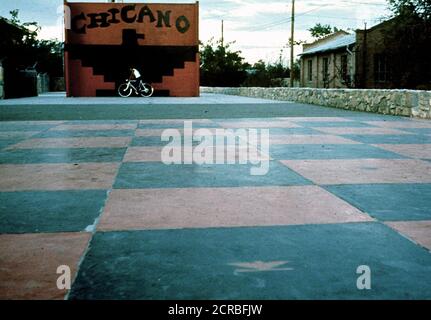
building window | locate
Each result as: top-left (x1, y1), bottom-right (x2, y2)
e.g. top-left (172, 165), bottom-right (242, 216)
top-left (307, 60), bottom-right (313, 82)
top-left (374, 54), bottom-right (389, 83)
top-left (322, 57), bottom-right (329, 82)
top-left (341, 55), bottom-right (348, 80)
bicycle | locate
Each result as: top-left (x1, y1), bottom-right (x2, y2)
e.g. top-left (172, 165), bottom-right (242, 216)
top-left (118, 79), bottom-right (154, 97)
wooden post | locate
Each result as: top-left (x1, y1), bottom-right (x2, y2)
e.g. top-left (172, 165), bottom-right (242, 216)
top-left (290, 0), bottom-right (295, 87)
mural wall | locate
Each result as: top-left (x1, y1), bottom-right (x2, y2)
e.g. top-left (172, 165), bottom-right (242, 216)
top-left (64, 1), bottom-right (199, 97)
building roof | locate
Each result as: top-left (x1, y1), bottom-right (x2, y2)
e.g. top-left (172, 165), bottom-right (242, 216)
top-left (0, 17), bottom-right (17, 26)
top-left (300, 33), bottom-right (356, 56)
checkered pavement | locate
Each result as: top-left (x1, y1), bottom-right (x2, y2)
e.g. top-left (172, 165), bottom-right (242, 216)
top-left (1, 116), bottom-right (431, 299)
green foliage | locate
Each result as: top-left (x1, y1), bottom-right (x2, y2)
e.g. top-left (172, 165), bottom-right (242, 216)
top-left (388, 0), bottom-right (431, 19)
top-left (242, 60), bottom-right (291, 87)
top-left (199, 39), bottom-right (250, 87)
top-left (200, 39), bottom-right (299, 87)
top-left (308, 23), bottom-right (340, 39)
top-left (34, 40), bottom-right (64, 77)
top-left (0, 10), bottom-right (63, 77)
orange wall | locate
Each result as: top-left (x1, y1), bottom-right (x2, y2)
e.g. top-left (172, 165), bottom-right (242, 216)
top-left (153, 54), bottom-right (200, 97)
top-left (67, 59), bottom-right (116, 97)
top-left (65, 2), bottom-right (199, 97)
top-left (66, 2), bottom-right (198, 46)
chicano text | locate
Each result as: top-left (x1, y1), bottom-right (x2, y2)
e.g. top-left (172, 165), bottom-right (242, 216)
top-left (71, 5), bottom-right (191, 34)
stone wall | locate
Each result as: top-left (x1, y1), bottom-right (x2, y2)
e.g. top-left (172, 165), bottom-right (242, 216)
top-left (37, 73), bottom-right (50, 94)
top-left (201, 87), bottom-right (431, 119)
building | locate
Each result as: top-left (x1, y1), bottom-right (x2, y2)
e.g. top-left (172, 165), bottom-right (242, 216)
top-left (64, 1), bottom-right (200, 97)
top-left (299, 31), bottom-right (356, 89)
top-left (299, 18), bottom-right (403, 89)
top-left (355, 18), bottom-right (397, 89)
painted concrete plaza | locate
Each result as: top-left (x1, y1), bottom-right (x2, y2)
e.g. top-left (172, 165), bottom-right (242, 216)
top-left (0, 93), bottom-right (431, 299)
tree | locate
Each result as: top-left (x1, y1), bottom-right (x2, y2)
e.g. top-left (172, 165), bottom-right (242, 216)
top-left (242, 59), bottom-right (291, 87)
top-left (1, 10), bottom-right (63, 97)
top-left (200, 39), bottom-right (250, 87)
top-left (0, 10), bottom-right (63, 77)
top-left (382, 0), bottom-right (431, 89)
top-left (242, 60), bottom-right (274, 87)
top-left (388, 0), bottom-right (431, 19)
top-left (308, 23), bottom-right (340, 39)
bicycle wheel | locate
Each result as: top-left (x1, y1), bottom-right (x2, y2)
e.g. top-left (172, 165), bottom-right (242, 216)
top-left (118, 83), bottom-right (132, 97)
top-left (139, 83), bottom-right (154, 97)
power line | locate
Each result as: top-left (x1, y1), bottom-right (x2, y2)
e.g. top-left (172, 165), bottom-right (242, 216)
top-left (202, 0), bottom-right (387, 23)
top-left (338, 0), bottom-right (386, 5)
top-left (257, 18), bottom-right (292, 31)
top-left (247, 3), bottom-right (333, 32)
top-left (208, 4), bottom-right (330, 32)
top-left (304, 14), bottom-right (384, 22)
top-left (204, 0), bottom-right (387, 30)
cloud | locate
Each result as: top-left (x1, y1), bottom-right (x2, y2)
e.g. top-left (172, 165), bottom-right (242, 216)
top-left (229, 2), bottom-right (289, 18)
top-left (38, 25), bottom-right (63, 41)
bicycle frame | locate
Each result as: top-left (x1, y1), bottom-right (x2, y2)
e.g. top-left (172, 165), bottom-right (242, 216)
top-left (125, 80), bottom-right (140, 94)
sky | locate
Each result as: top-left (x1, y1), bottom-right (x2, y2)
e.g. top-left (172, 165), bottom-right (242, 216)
top-left (0, 0), bottom-right (391, 64)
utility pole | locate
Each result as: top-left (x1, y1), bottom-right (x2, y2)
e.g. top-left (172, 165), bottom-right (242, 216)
top-left (290, 0), bottom-right (295, 87)
top-left (221, 20), bottom-right (224, 47)
top-left (362, 21), bottom-right (367, 88)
